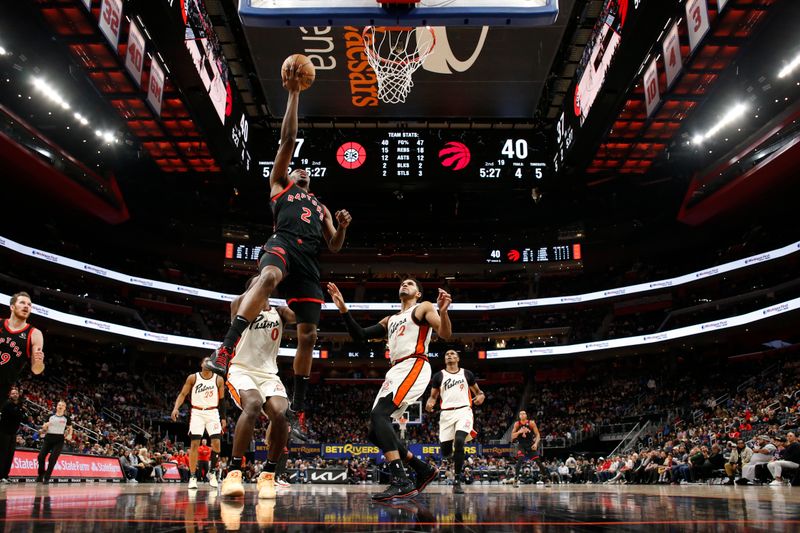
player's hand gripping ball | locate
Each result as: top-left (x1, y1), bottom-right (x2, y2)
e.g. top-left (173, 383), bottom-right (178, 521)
top-left (282, 54), bottom-right (315, 92)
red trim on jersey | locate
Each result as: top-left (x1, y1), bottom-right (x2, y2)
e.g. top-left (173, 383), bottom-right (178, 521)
top-left (271, 181), bottom-right (294, 201)
top-left (191, 405), bottom-right (218, 411)
top-left (226, 382), bottom-right (242, 409)
top-left (266, 251), bottom-right (287, 268)
top-left (3, 320), bottom-right (31, 335)
top-left (26, 328), bottom-right (34, 358)
top-left (287, 298), bottom-right (324, 305)
top-left (392, 354), bottom-right (429, 366)
top-left (393, 358), bottom-right (425, 408)
top-left (414, 325), bottom-right (429, 356)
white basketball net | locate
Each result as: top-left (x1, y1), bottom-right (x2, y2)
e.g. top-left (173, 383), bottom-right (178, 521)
top-left (398, 417), bottom-right (408, 431)
top-left (363, 26), bottom-right (436, 104)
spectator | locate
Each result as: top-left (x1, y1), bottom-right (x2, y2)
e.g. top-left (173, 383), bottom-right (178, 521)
top-left (767, 433), bottom-right (800, 485)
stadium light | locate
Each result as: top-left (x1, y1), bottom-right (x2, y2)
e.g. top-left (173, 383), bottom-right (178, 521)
top-left (692, 102), bottom-right (747, 145)
top-left (0, 46), bottom-right (7, 56)
top-left (778, 51), bottom-right (800, 78)
top-left (32, 77), bottom-right (71, 111)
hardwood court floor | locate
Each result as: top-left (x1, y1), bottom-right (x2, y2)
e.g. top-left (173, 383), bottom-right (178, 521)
top-left (1, 481), bottom-right (798, 531)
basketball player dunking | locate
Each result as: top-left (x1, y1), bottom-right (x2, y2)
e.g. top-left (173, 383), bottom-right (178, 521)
top-left (207, 66), bottom-right (352, 428)
top-left (512, 410), bottom-right (549, 487)
top-left (328, 279), bottom-right (450, 501)
top-left (1, 292), bottom-right (44, 407)
top-left (425, 349), bottom-right (484, 494)
top-left (171, 358), bottom-right (227, 489)
top-left (220, 285), bottom-right (295, 500)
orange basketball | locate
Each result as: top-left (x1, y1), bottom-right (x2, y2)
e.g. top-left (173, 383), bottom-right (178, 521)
top-left (281, 53), bottom-right (315, 91)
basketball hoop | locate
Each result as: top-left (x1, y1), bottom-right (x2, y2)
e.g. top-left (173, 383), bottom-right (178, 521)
top-left (363, 25), bottom-right (436, 104)
top-left (398, 416), bottom-right (408, 433)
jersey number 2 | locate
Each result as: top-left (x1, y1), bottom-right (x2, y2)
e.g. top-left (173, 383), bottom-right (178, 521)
top-left (300, 207), bottom-right (312, 224)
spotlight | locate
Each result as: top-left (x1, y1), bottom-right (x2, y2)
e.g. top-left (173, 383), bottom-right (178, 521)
top-left (778, 51), bottom-right (800, 79)
top-left (692, 102), bottom-right (747, 145)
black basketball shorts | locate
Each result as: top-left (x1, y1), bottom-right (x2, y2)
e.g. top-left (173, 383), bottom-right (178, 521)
top-left (259, 234), bottom-right (323, 325)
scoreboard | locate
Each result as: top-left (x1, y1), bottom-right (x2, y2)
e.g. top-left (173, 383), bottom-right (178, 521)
top-left (486, 243), bottom-right (582, 264)
top-left (255, 129), bottom-right (549, 185)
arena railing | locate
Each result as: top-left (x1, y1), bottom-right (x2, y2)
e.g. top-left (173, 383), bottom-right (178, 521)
top-left (1, 234), bottom-right (799, 311)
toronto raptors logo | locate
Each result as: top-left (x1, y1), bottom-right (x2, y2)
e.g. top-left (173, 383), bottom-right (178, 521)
top-left (439, 142), bottom-right (471, 171)
top-left (337, 142), bottom-right (366, 170)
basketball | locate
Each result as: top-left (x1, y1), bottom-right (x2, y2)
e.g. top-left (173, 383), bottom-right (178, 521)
top-left (281, 53), bottom-right (315, 91)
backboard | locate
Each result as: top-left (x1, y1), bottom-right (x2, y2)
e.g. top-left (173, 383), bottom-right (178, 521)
top-left (240, 0), bottom-right (559, 27)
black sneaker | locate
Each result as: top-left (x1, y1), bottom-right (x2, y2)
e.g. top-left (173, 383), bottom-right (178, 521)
top-left (413, 465), bottom-right (438, 494)
top-left (371, 478), bottom-right (419, 502)
top-left (207, 347), bottom-right (233, 378)
top-left (453, 481), bottom-right (465, 494)
top-left (285, 407), bottom-right (309, 442)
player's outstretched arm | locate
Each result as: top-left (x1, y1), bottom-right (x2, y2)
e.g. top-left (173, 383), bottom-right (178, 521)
top-left (327, 282), bottom-right (388, 341)
top-left (171, 375), bottom-right (195, 421)
top-left (322, 206), bottom-right (352, 253)
top-left (270, 68), bottom-right (304, 196)
top-left (419, 289), bottom-right (452, 339)
top-left (31, 328), bottom-right (44, 375)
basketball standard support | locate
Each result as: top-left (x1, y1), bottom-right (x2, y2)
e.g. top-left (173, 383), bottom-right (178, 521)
top-left (238, 0), bottom-right (559, 28)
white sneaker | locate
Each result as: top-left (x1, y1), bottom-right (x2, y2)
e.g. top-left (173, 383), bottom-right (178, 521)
top-left (209, 473), bottom-right (218, 488)
top-left (188, 477), bottom-right (198, 490)
top-left (275, 477), bottom-right (290, 488)
top-left (221, 470), bottom-right (245, 498)
top-left (257, 472), bottom-right (276, 500)
top-left (769, 480), bottom-right (784, 486)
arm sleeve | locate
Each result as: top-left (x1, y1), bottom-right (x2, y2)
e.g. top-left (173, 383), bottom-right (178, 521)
top-left (341, 312), bottom-right (387, 341)
top-left (430, 371), bottom-right (443, 389)
top-left (465, 370), bottom-right (476, 386)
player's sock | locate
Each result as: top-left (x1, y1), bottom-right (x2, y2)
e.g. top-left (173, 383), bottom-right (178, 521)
top-left (388, 460), bottom-right (408, 481)
top-left (222, 316), bottom-right (250, 350)
top-left (230, 456), bottom-right (245, 472)
top-left (292, 375), bottom-right (310, 411)
top-left (405, 455), bottom-right (429, 473)
top-left (264, 461), bottom-right (278, 474)
top-left (454, 451), bottom-right (465, 481)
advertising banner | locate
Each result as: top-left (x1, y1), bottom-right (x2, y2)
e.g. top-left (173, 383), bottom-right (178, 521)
top-left (9, 450), bottom-right (124, 480)
top-left (254, 442), bottom-right (322, 461)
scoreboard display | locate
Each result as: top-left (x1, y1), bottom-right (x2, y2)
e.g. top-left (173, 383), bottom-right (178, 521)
top-left (486, 243), bottom-right (582, 264)
top-left (255, 129), bottom-right (549, 185)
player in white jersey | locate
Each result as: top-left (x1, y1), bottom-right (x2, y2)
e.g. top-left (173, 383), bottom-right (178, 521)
top-left (172, 357), bottom-right (226, 489)
top-left (426, 349), bottom-right (485, 494)
top-left (220, 288), bottom-right (296, 500)
top-left (328, 278), bottom-right (452, 501)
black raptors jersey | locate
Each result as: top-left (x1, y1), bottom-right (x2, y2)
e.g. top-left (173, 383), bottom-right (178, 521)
top-left (514, 420), bottom-right (536, 451)
top-left (271, 183), bottom-right (325, 253)
top-left (0, 320), bottom-right (34, 384)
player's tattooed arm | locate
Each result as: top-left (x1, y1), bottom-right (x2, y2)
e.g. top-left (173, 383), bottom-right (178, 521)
top-left (278, 306), bottom-right (297, 326)
top-left (31, 328), bottom-right (44, 375)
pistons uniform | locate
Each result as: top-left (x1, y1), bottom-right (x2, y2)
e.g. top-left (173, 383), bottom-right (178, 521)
top-left (431, 368), bottom-right (478, 443)
top-left (374, 304), bottom-right (432, 419)
top-left (259, 183), bottom-right (326, 325)
top-left (189, 373), bottom-right (222, 437)
top-left (226, 308), bottom-right (287, 408)
top-left (0, 319), bottom-right (36, 399)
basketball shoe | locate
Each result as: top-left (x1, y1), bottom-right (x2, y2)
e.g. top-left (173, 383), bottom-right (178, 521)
top-left (207, 346), bottom-right (233, 378)
top-left (220, 470), bottom-right (245, 497)
top-left (371, 478), bottom-right (419, 502)
top-left (257, 472), bottom-right (276, 499)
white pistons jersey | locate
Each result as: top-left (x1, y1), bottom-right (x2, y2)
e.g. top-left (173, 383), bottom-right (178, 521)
top-left (191, 373), bottom-right (220, 409)
top-left (232, 308), bottom-right (282, 375)
top-left (431, 368), bottom-right (476, 409)
top-left (387, 304), bottom-right (431, 363)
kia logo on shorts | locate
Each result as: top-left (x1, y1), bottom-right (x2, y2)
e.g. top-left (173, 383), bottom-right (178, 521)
top-left (439, 141), bottom-right (471, 171)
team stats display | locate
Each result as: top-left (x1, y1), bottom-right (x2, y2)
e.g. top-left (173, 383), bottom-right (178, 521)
top-left (255, 130), bottom-right (549, 185)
